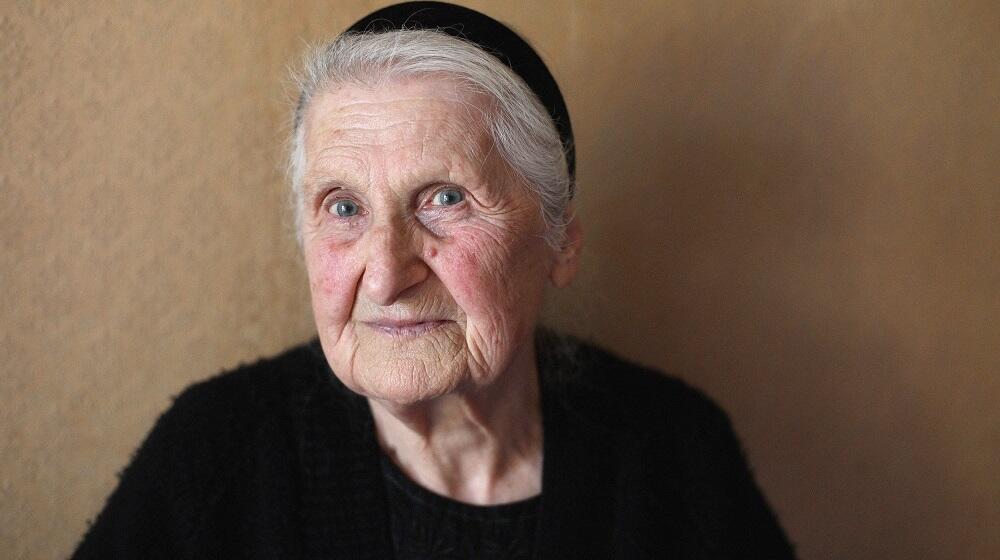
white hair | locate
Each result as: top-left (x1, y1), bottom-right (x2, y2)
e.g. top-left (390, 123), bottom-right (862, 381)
top-left (288, 29), bottom-right (572, 249)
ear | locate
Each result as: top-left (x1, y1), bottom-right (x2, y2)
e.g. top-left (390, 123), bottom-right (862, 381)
top-left (550, 208), bottom-right (582, 289)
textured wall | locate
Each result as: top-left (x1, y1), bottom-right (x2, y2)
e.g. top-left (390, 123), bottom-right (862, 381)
top-left (2, 1), bottom-right (998, 558)
top-left (1, 2), bottom-right (319, 557)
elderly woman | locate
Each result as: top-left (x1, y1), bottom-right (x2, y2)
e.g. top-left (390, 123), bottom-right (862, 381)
top-left (74, 3), bottom-right (794, 559)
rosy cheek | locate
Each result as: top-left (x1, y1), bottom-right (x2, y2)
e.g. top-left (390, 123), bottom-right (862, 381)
top-left (434, 235), bottom-right (508, 317)
top-left (305, 239), bottom-right (361, 320)
top-left (438, 253), bottom-right (481, 310)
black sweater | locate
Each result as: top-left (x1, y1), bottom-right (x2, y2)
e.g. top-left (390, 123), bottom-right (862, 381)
top-left (73, 336), bottom-right (795, 559)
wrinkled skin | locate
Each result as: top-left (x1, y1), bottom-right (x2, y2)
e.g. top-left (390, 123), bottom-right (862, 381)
top-left (299, 76), bottom-right (578, 407)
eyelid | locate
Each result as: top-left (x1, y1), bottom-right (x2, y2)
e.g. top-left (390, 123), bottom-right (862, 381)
top-left (317, 187), bottom-right (340, 210)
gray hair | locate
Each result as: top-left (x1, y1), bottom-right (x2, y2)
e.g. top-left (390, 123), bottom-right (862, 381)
top-left (288, 29), bottom-right (572, 249)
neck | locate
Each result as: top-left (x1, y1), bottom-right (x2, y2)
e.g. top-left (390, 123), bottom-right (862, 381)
top-left (367, 343), bottom-right (543, 505)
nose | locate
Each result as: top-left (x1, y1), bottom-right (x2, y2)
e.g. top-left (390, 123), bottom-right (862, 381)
top-left (360, 218), bottom-right (429, 306)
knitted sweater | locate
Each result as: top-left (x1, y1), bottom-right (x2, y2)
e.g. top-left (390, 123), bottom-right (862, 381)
top-left (73, 335), bottom-right (796, 559)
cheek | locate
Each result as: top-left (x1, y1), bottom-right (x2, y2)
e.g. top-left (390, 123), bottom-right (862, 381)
top-left (435, 228), bottom-right (547, 331)
top-left (304, 239), bottom-right (361, 325)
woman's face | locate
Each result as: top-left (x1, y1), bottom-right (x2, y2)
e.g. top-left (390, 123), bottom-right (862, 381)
top-left (299, 76), bottom-right (575, 405)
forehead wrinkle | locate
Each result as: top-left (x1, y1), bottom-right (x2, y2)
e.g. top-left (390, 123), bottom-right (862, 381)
top-left (305, 146), bottom-right (369, 189)
top-left (304, 82), bottom-right (500, 196)
top-left (323, 91), bottom-right (477, 131)
top-left (311, 118), bottom-right (479, 172)
top-left (317, 126), bottom-right (485, 181)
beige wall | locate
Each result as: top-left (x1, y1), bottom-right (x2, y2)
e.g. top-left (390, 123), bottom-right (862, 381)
top-left (2, 1), bottom-right (997, 558)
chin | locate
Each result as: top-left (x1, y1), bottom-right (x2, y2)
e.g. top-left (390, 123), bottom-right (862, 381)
top-left (354, 357), bottom-right (466, 406)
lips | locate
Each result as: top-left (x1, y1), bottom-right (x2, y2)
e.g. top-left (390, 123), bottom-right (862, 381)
top-left (361, 319), bottom-right (449, 337)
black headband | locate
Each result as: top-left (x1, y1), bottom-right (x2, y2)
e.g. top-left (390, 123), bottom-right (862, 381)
top-left (346, 1), bottom-right (576, 185)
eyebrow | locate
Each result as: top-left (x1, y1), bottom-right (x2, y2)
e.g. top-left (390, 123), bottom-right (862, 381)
top-left (302, 177), bottom-right (352, 200)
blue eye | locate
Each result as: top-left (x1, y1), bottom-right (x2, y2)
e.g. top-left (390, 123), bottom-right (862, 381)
top-left (432, 189), bottom-right (464, 206)
top-left (331, 199), bottom-right (359, 217)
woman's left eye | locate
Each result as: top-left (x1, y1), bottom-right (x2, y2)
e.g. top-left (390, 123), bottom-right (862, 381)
top-left (431, 188), bottom-right (464, 206)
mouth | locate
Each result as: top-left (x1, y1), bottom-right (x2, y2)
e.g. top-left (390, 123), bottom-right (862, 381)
top-left (361, 319), bottom-right (450, 337)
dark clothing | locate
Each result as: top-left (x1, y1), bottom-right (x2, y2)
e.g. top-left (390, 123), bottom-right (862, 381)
top-left (73, 334), bottom-right (796, 559)
top-left (380, 452), bottom-right (541, 559)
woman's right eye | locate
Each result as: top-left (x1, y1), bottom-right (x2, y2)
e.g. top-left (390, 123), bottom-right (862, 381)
top-left (329, 199), bottom-right (359, 217)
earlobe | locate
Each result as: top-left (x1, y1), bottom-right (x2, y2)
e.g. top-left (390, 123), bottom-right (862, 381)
top-left (550, 211), bottom-right (582, 289)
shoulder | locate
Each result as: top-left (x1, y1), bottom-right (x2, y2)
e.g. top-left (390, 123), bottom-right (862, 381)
top-left (546, 337), bottom-right (798, 557)
top-left (538, 331), bottom-right (731, 439)
top-left (74, 341), bottom-right (328, 557)
top-left (126, 340), bottom-right (328, 483)
top-left (145, 341), bottom-right (316, 452)
top-left (165, 340), bottom-right (323, 425)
